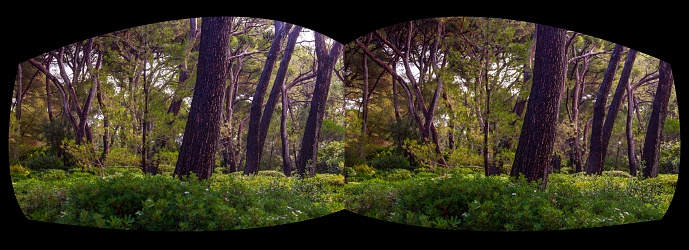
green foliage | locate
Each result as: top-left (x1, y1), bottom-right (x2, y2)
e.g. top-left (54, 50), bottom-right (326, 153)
top-left (14, 168), bottom-right (345, 231)
top-left (369, 149), bottom-right (411, 171)
top-left (21, 153), bottom-right (64, 171)
top-left (317, 140), bottom-right (345, 174)
top-left (40, 116), bottom-right (74, 156)
top-left (344, 168), bottom-right (676, 231)
top-left (659, 141), bottom-right (680, 174)
top-left (10, 164), bottom-right (30, 175)
top-left (30, 169), bottom-right (68, 182)
top-left (602, 170), bottom-right (633, 178)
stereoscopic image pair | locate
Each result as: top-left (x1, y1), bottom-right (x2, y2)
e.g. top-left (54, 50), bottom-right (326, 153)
top-left (9, 15), bottom-right (678, 234)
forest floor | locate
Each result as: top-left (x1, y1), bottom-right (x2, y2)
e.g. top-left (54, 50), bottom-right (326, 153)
top-left (11, 165), bottom-right (677, 231)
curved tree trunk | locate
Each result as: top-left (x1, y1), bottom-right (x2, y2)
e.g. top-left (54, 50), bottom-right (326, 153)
top-left (243, 21), bottom-right (292, 175)
top-left (597, 49), bottom-right (637, 174)
top-left (584, 44), bottom-right (624, 175)
top-left (254, 25), bottom-right (303, 172)
top-left (296, 33), bottom-right (343, 177)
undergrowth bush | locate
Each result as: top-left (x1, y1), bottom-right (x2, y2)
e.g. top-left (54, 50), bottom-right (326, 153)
top-left (344, 168), bottom-right (677, 231)
top-left (14, 169), bottom-right (345, 231)
top-left (21, 153), bottom-right (64, 170)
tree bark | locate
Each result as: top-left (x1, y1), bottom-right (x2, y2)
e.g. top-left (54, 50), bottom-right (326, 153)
top-left (296, 33), bottom-right (343, 177)
top-left (509, 24), bottom-right (567, 189)
top-left (243, 21), bottom-right (292, 175)
top-left (597, 49), bottom-right (637, 174)
top-left (585, 44), bottom-right (624, 175)
top-left (361, 34), bottom-right (370, 137)
top-left (254, 25), bottom-right (302, 172)
top-left (281, 74), bottom-right (293, 176)
top-left (627, 76), bottom-right (638, 176)
top-left (642, 61), bottom-right (673, 178)
top-left (173, 17), bottom-right (232, 180)
top-left (14, 63), bottom-right (22, 133)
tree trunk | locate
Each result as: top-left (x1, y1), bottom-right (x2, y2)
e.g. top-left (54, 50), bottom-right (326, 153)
top-left (642, 61), bottom-right (673, 178)
top-left (627, 77), bottom-right (638, 176)
top-left (244, 21), bottom-right (292, 175)
top-left (598, 49), bottom-right (637, 173)
top-left (585, 44), bottom-right (624, 175)
top-left (14, 64), bottom-right (22, 133)
top-left (296, 33), bottom-right (343, 177)
top-left (281, 75), bottom-right (293, 176)
top-left (254, 25), bottom-right (302, 172)
top-left (96, 70), bottom-right (109, 163)
top-left (509, 24), bottom-right (567, 189)
top-left (173, 17), bottom-right (232, 181)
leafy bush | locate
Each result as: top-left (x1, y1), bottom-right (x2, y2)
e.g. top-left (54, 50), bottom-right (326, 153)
top-left (369, 150), bottom-right (410, 170)
top-left (377, 168), bottom-right (413, 182)
top-left (352, 164), bottom-right (375, 174)
top-left (602, 170), bottom-right (633, 178)
top-left (30, 169), bottom-right (68, 181)
top-left (21, 153), bottom-right (64, 170)
top-left (10, 164), bottom-right (30, 175)
top-left (345, 168), bottom-right (676, 231)
top-left (15, 169), bottom-right (345, 231)
top-left (317, 140), bottom-right (344, 174)
top-left (14, 181), bottom-right (70, 222)
top-left (659, 141), bottom-right (680, 174)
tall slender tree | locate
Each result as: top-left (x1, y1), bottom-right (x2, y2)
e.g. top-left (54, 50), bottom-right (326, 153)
top-left (173, 17), bottom-right (233, 180)
top-left (296, 32), bottom-right (343, 177)
top-left (641, 61), bottom-right (673, 178)
top-left (243, 21), bottom-right (292, 175)
top-left (585, 44), bottom-right (624, 175)
top-left (509, 24), bottom-right (567, 189)
top-left (596, 49), bottom-right (637, 174)
top-left (254, 25), bottom-right (303, 172)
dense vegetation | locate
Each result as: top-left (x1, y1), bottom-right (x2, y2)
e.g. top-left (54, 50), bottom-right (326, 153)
top-left (11, 161), bottom-right (676, 231)
top-left (12, 166), bottom-right (345, 231)
top-left (344, 165), bottom-right (676, 231)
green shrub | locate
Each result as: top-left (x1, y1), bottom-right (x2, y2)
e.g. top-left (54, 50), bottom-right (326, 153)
top-left (378, 168), bottom-right (413, 182)
top-left (352, 164), bottom-right (375, 174)
top-left (15, 171), bottom-right (344, 231)
top-left (370, 152), bottom-right (410, 170)
top-left (10, 164), bottom-right (30, 175)
top-left (602, 170), bottom-right (633, 178)
top-left (257, 170), bottom-right (286, 177)
top-left (15, 182), bottom-right (69, 222)
top-left (345, 169), bottom-right (676, 231)
top-left (21, 154), bottom-right (64, 170)
top-left (30, 169), bottom-right (68, 181)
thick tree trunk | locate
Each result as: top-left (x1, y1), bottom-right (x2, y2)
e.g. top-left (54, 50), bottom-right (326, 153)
top-left (509, 24), bottom-right (567, 189)
top-left (296, 33), bottom-right (343, 177)
top-left (585, 44), bottom-right (624, 175)
top-left (244, 21), bottom-right (292, 175)
top-left (642, 61), bottom-right (673, 178)
top-left (173, 17), bottom-right (232, 180)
